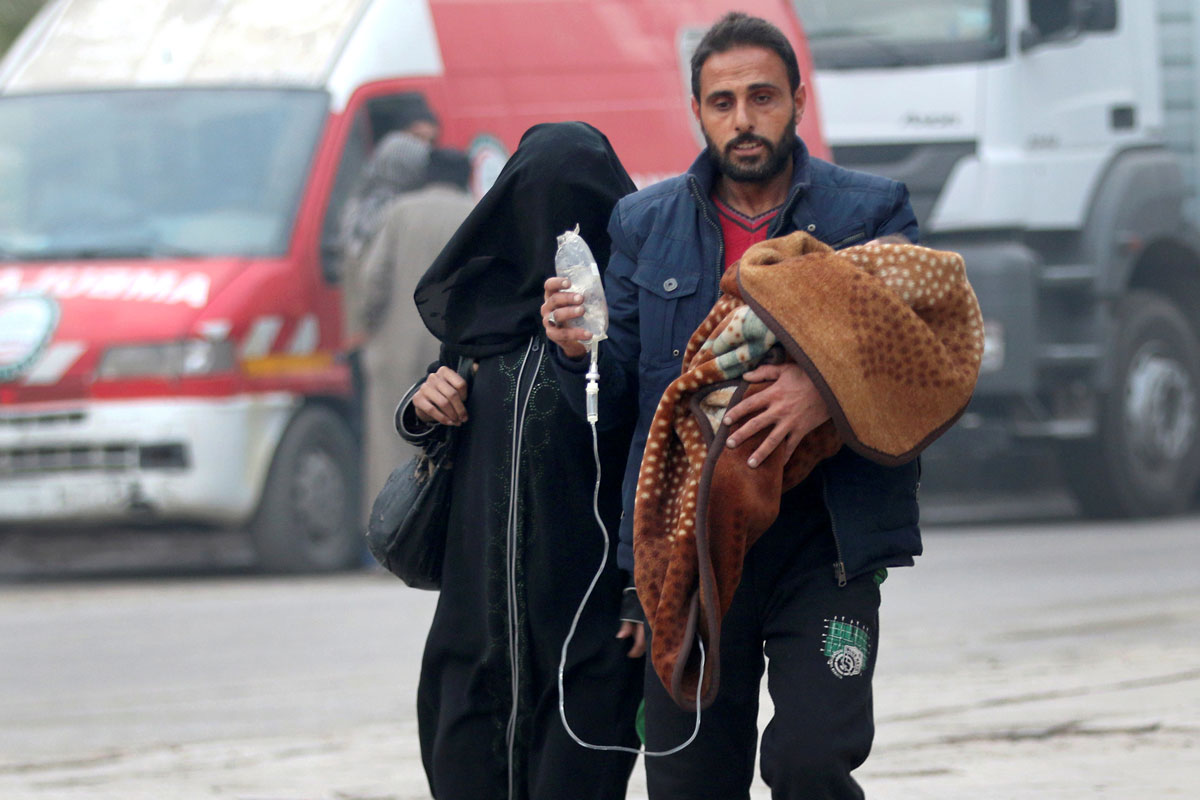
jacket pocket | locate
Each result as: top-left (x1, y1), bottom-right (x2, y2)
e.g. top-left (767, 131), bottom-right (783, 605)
top-left (630, 261), bottom-right (702, 367)
top-left (821, 451), bottom-right (923, 579)
top-left (825, 224), bottom-right (868, 250)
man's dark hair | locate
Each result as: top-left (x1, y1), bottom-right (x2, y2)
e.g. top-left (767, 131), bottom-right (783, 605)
top-left (425, 148), bottom-right (471, 191)
top-left (690, 12), bottom-right (801, 100)
top-left (394, 92), bottom-right (439, 128)
top-left (371, 92), bottom-right (440, 138)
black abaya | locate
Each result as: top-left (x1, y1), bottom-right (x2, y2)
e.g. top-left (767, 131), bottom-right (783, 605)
top-left (406, 122), bottom-right (642, 800)
top-left (416, 340), bottom-right (640, 800)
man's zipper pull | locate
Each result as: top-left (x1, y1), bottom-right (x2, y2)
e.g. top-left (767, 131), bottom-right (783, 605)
top-left (833, 561), bottom-right (848, 587)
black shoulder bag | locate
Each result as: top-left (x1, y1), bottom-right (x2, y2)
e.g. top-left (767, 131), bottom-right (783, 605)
top-left (365, 356), bottom-right (474, 589)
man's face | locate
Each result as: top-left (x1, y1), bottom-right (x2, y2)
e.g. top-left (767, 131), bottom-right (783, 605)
top-left (405, 119), bottom-right (440, 145)
top-left (692, 46), bottom-right (806, 183)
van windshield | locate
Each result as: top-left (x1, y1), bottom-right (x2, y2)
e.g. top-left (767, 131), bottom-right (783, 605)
top-left (793, 0), bottom-right (1006, 69)
top-left (0, 89), bottom-right (328, 261)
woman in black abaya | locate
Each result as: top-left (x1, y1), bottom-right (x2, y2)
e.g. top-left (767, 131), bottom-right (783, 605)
top-left (397, 122), bottom-right (642, 800)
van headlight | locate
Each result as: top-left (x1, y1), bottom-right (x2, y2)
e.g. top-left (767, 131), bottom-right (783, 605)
top-left (97, 339), bottom-right (235, 380)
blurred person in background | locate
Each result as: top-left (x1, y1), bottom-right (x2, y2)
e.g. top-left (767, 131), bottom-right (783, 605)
top-left (354, 148), bottom-right (475, 503)
top-left (338, 94), bottom-right (441, 286)
top-left (390, 92), bottom-right (441, 145)
top-left (395, 122), bottom-right (643, 800)
top-left (337, 130), bottom-right (432, 272)
top-left (337, 128), bottom-right (430, 465)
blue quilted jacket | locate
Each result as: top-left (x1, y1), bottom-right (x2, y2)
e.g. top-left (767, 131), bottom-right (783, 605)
top-left (553, 138), bottom-right (923, 583)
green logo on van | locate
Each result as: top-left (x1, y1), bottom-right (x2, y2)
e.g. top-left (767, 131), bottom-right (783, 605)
top-left (0, 294), bottom-right (59, 382)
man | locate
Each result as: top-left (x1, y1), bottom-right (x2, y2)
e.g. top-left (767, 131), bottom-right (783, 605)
top-left (352, 148), bottom-right (475, 503)
top-left (542, 12), bottom-right (920, 799)
top-left (337, 131), bottom-right (431, 461)
top-left (391, 94), bottom-right (444, 145)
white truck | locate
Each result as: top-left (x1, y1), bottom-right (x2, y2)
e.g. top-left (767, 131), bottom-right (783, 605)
top-left (794, 0), bottom-right (1200, 516)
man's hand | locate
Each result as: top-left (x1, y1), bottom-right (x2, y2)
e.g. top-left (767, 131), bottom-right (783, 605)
top-left (412, 366), bottom-right (470, 426)
top-left (723, 362), bottom-right (830, 468)
top-left (541, 277), bottom-right (592, 360)
top-left (616, 620), bottom-right (646, 658)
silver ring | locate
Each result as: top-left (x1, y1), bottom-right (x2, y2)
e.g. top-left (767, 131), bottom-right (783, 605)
top-left (547, 311), bottom-right (558, 327)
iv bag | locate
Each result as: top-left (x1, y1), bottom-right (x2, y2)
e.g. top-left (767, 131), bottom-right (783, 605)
top-left (554, 225), bottom-right (608, 342)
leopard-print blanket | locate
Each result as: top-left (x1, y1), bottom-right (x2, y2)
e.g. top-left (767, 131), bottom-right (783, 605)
top-left (633, 231), bottom-right (983, 709)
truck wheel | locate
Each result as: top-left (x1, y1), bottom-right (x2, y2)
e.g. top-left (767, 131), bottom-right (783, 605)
top-left (250, 405), bottom-right (361, 572)
top-left (1061, 291), bottom-right (1200, 517)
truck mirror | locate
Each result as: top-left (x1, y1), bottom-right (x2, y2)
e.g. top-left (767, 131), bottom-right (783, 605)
top-left (1021, 0), bottom-right (1117, 52)
top-left (1018, 26), bottom-right (1047, 52)
top-left (1078, 0), bottom-right (1117, 33)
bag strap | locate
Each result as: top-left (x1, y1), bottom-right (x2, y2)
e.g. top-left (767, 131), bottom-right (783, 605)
top-left (454, 355), bottom-right (475, 384)
top-left (436, 356), bottom-right (476, 457)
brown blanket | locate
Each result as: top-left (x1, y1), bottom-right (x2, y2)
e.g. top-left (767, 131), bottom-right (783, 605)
top-left (633, 231), bottom-right (983, 709)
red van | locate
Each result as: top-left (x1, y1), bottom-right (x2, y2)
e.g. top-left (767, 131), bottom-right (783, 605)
top-left (0, 0), bottom-right (825, 571)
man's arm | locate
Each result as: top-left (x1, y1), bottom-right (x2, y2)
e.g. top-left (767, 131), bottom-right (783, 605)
top-left (544, 203), bottom-right (642, 430)
top-left (543, 203), bottom-right (648, 656)
top-left (722, 179), bottom-right (920, 466)
top-left (873, 182), bottom-right (920, 244)
top-left (721, 362), bottom-right (830, 468)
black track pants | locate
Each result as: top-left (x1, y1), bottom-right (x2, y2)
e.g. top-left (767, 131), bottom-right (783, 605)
top-left (642, 499), bottom-right (882, 800)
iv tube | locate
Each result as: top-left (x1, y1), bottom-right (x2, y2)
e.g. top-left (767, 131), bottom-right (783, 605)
top-left (554, 227), bottom-right (703, 756)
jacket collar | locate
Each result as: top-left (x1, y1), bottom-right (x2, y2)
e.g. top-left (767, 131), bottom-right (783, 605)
top-left (686, 136), bottom-right (812, 209)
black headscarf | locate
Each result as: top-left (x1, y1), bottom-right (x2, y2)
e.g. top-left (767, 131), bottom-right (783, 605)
top-left (414, 121), bottom-right (636, 358)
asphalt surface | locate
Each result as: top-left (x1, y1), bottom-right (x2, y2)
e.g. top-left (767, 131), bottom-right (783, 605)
top-left (0, 504), bottom-right (1196, 799)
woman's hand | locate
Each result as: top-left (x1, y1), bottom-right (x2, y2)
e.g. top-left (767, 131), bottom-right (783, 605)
top-left (412, 366), bottom-right (470, 426)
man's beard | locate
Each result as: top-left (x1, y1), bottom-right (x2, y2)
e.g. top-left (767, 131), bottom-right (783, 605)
top-left (704, 110), bottom-right (796, 183)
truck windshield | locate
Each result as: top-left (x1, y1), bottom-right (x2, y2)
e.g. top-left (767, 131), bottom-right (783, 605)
top-left (793, 0), bottom-right (1006, 69)
top-left (0, 89), bottom-right (328, 261)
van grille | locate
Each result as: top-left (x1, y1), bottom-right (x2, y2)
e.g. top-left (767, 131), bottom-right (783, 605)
top-left (0, 443), bottom-right (188, 477)
top-left (0, 410), bottom-right (88, 429)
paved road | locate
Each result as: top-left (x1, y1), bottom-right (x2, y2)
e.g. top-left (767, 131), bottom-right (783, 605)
top-left (1, 516), bottom-right (1196, 799)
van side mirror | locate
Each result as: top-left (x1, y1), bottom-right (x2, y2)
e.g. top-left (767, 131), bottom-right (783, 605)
top-left (1020, 0), bottom-right (1117, 52)
top-left (321, 236), bottom-right (344, 283)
